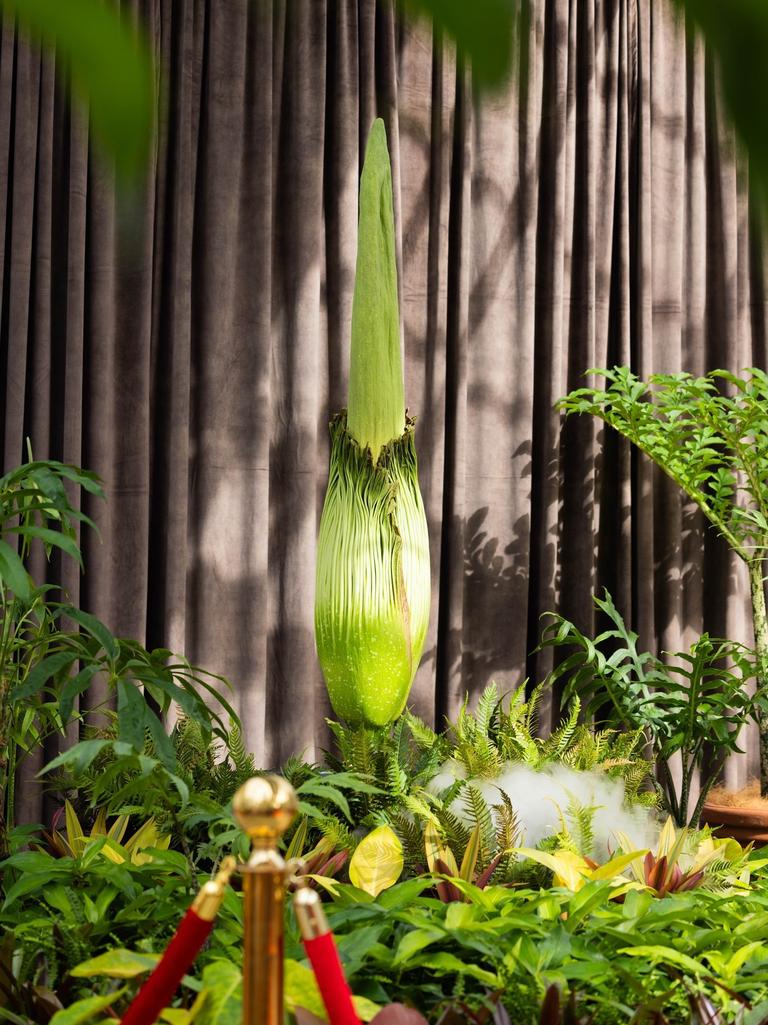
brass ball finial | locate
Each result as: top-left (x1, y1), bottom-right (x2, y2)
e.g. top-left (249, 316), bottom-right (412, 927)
top-left (232, 775), bottom-right (298, 844)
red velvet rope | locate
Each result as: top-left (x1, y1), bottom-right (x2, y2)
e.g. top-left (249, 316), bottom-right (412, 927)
top-left (303, 932), bottom-right (362, 1025)
top-left (120, 909), bottom-right (213, 1025)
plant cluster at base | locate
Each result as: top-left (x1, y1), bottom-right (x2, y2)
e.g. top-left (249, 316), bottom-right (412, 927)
top-left (1, 448), bottom-right (767, 1025)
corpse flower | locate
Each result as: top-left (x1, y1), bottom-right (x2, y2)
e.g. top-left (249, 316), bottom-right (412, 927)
top-left (314, 118), bottom-right (430, 727)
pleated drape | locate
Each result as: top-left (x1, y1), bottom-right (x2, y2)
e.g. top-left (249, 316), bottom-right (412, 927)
top-left (1, 0), bottom-right (766, 819)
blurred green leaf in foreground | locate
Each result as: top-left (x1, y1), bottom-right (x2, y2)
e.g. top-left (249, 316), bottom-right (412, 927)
top-left (6, 0), bottom-right (768, 212)
top-left (671, 0), bottom-right (768, 212)
top-left (3, 0), bottom-right (155, 179)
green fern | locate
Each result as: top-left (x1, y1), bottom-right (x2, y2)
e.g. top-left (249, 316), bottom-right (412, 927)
top-left (565, 793), bottom-right (597, 857)
top-left (385, 810), bottom-right (429, 870)
top-left (318, 816), bottom-right (356, 854)
top-left (461, 784), bottom-right (496, 865)
top-left (474, 683), bottom-right (500, 737)
top-left (228, 722), bottom-right (255, 776)
top-left (538, 696), bottom-right (581, 763)
top-left (402, 709), bottom-right (440, 750)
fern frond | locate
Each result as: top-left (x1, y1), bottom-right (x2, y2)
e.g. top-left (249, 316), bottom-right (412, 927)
top-left (462, 784), bottom-right (496, 864)
top-left (474, 683), bottom-right (500, 736)
top-left (404, 710), bottom-right (440, 750)
top-left (385, 811), bottom-right (427, 870)
top-left (434, 803), bottom-right (472, 859)
top-left (540, 697), bottom-right (581, 763)
top-left (318, 816), bottom-right (356, 853)
top-left (564, 793), bottom-right (596, 857)
top-left (228, 722), bottom-right (255, 775)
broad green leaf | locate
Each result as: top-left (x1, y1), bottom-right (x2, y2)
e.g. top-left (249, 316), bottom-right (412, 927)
top-left (414, 952), bottom-right (498, 986)
top-left (393, 927), bottom-right (445, 967)
top-left (618, 945), bottom-right (707, 975)
top-left (42, 740), bottom-right (110, 777)
top-left (405, 0), bottom-right (526, 88)
top-left (284, 960), bottom-right (326, 1019)
top-left (672, 0), bottom-right (768, 210)
top-left (298, 779), bottom-right (352, 822)
top-left (49, 989), bottom-right (127, 1025)
top-left (193, 961), bottom-right (241, 1025)
top-left (349, 826), bottom-right (403, 896)
top-left (71, 949), bottom-right (160, 979)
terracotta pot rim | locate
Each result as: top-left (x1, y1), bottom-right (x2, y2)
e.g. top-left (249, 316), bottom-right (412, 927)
top-left (701, 801), bottom-right (768, 826)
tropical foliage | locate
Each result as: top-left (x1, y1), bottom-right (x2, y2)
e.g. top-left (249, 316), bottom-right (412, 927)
top-left (540, 590), bottom-right (760, 825)
top-left (1, 456), bottom-right (766, 1025)
top-left (558, 367), bottom-right (768, 794)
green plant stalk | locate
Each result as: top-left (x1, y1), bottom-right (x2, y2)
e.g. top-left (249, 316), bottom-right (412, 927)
top-left (749, 557), bottom-right (768, 793)
top-left (0, 589), bottom-right (12, 858)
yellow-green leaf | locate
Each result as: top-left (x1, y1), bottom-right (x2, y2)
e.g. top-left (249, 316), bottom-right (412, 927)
top-left (305, 875), bottom-right (343, 897)
top-left (71, 949), bottom-right (160, 979)
top-left (64, 800), bottom-right (84, 854)
top-left (124, 818), bottom-right (160, 853)
top-left (425, 822), bottom-right (459, 877)
top-left (91, 809), bottom-right (108, 836)
top-left (352, 996), bottom-right (381, 1022)
top-left (286, 817), bottom-right (309, 861)
top-left (459, 824), bottom-right (481, 883)
top-left (50, 989), bottom-right (127, 1025)
top-left (656, 817), bottom-right (678, 859)
top-left (158, 1010), bottom-right (192, 1025)
top-left (107, 815), bottom-right (130, 845)
top-left (194, 961), bottom-right (241, 1025)
top-left (349, 826), bottom-right (403, 896)
top-left (284, 960), bottom-right (326, 1019)
top-left (511, 848), bottom-right (588, 891)
top-left (590, 850), bottom-right (648, 882)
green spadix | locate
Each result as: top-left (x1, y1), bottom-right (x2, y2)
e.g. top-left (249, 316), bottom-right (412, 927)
top-left (314, 118), bottom-right (431, 727)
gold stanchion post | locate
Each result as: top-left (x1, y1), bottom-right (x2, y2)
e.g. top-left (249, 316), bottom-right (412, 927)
top-left (233, 775), bottom-right (298, 1025)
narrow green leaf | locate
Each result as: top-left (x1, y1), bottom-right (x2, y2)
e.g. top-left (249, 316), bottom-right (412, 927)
top-left (41, 739), bottom-right (110, 776)
top-left (60, 605), bottom-right (119, 660)
top-left (7, 524), bottom-right (83, 567)
top-left (12, 651), bottom-right (78, 701)
top-left (58, 664), bottom-right (100, 725)
top-left (0, 539), bottom-right (31, 601)
top-left (117, 680), bottom-right (148, 750)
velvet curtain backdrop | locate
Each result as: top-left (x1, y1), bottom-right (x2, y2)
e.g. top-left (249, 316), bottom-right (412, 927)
top-left (2, 1), bottom-right (767, 817)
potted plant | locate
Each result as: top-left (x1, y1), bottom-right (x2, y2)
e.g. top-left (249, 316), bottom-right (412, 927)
top-left (557, 367), bottom-right (768, 840)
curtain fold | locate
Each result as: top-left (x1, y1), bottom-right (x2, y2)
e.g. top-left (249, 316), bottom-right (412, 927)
top-left (1, 0), bottom-right (766, 819)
